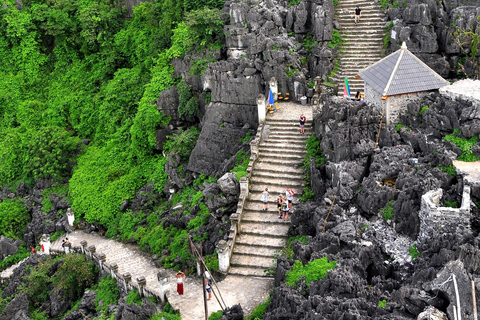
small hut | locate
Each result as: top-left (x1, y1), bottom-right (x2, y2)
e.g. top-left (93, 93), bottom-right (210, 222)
top-left (357, 42), bottom-right (449, 124)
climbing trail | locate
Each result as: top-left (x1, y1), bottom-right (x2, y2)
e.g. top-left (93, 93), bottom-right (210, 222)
top-left (1, 103), bottom-right (312, 320)
top-left (332, 0), bottom-right (386, 96)
top-left (229, 102), bottom-right (313, 277)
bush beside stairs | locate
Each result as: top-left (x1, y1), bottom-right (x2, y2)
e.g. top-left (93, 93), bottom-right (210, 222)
top-left (332, 0), bottom-right (386, 96)
top-left (229, 117), bottom-right (312, 277)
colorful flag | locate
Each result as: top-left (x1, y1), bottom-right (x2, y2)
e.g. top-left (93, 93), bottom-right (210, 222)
top-left (344, 78), bottom-right (351, 96)
top-left (269, 88), bottom-right (274, 105)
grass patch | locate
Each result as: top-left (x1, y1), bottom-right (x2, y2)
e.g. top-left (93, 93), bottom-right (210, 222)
top-left (286, 257), bottom-right (337, 288)
top-left (437, 165), bottom-right (456, 178)
top-left (419, 106), bottom-right (429, 115)
top-left (231, 150), bottom-right (250, 179)
top-left (408, 243), bottom-right (420, 260)
top-left (443, 200), bottom-right (459, 208)
top-left (395, 124), bottom-right (404, 132)
top-left (444, 129), bottom-right (479, 162)
top-left (380, 200), bottom-right (395, 222)
top-left (378, 300), bottom-right (387, 308)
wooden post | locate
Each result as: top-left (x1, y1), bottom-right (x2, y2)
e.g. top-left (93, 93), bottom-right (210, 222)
top-left (473, 280), bottom-right (477, 320)
top-left (322, 196), bottom-right (337, 233)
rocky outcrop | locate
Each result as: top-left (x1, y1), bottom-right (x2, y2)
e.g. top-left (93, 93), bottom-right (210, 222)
top-left (0, 293), bottom-right (30, 320)
top-left (386, 0), bottom-right (480, 78)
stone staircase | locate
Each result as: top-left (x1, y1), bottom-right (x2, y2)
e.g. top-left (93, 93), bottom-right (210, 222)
top-left (229, 115), bottom-right (312, 277)
top-left (332, 0), bottom-right (386, 96)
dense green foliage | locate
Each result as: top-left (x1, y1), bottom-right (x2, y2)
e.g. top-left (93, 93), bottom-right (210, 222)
top-left (301, 136), bottom-right (324, 202)
top-left (0, 245), bottom-right (29, 271)
top-left (378, 300), bottom-right (387, 308)
top-left (286, 257), bottom-right (337, 288)
top-left (444, 129), bottom-right (479, 162)
top-left (95, 276), bottom-right (120, 312)
top-left (126, 290), bottom-right (143, 306)
top-left (209, 311), bottom-right (224, 320)
top-left (0, 198), bottom-right (29, 238)
top-left (21, 255), bottom-right (97, 308)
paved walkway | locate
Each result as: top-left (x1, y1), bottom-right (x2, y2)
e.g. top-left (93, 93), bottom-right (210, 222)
top-left (453, 160), bottom-right (480, 183)
top-left (47, 231), bottom-right (271, 320)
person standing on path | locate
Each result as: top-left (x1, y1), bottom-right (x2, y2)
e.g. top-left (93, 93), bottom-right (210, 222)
top-left (176, 271), bottom-right (186, 295)
top-left (299, 114), bottom-right (306, 134)
top-left (281, 196), bottom-right (290, 221)
top-left (205, 271), bottom-right (212, 300)
top-left (286, 188), bottom-right (295, 211)
top-left (261, 188), bottom-right (270, 211)
top-left (277, 194), bottom-right (283, 219)
top-left (354, 6), bottom-right (362, 25)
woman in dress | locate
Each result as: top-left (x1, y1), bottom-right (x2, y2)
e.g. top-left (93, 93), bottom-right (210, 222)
top-left (176, 271), bottom-right (185, 295)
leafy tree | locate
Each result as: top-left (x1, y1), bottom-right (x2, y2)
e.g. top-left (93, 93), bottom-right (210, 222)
top-left (0, 199), bottom-right (29, 239)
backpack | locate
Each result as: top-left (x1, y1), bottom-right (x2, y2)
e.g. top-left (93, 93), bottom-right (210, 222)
top-left (282, 201), bottom-right (289, 211)
top-left (288, 189), bottom-right (295, 196)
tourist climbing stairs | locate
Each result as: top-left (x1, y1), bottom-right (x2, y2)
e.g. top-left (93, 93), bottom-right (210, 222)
top-left (332, 0), bottom-right (386, 96)
top-left (229, 104), bottom-right (313, 277)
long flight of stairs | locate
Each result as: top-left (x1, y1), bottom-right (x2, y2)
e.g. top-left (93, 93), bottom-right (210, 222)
top-left (332, 0), bottom-right (386, 95)
top-left (229, 117), bottom-right (312, 277)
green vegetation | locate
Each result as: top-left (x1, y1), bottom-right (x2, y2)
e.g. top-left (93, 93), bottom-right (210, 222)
top-left (328, 30), bottom-right (344, 48)
top-left (95, 276), bottom-right (120, 312)
top-left (408, 244), bottom-right (421, 260)
top-left (126, 290), bottom-right (143, 306)
top-left (386, 21), bottom-right (394, 32)
top-left (0, 245), bottom-right (29, 271)
top-left (209, 311), bottom-right (223, 320)
top-left (246, 296), bottom-right (271, 320)
top-left (21, 255), bottom-right (97, 308)
top-left (361, 225), bottom-right (370, 231)
top-left (0, 199), bottom-right (30, 239)
top-left (438, 165), bottom-right (456, 178)
top-left (444, 129), bottom-right (479, 162)
top-left (419, 106), bottom-right (429, 115)
top-left (378, 300), bottom-right (387, 308)
top-left (301, 136), bottom-right (325, 202)
top-left (333, 0), bottom-right (339, 5)
top-left (395, 124), bottom-right (404, 132)
top-left (303, 33), bottom-right (318, 54)
top-left (231, 150), bottom-right (250, 179)
top-left (287, 0), bottom-right (302, 7)
top-left (177, 80), bottom-right (199, 119)
top-left (286, 257), bottom-right (337, 288)
top-left (383, 33), bottom-right (391, 49)
top-left (380, 200), bottom-right (395, 222)
top-left (443, 200), bottom-right (459, 208)
top-left (327, 59), bottom-right (340, 84)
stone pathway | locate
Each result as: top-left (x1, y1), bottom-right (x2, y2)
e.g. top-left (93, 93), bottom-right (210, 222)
top-left (229, 102), bottom-right (313, 277)
top-left (453, 160), bottom-right (480, 183)
top-left (46, 231), bottom-right (271, 320)
top-left (332, 0), bottom-right (385, 95)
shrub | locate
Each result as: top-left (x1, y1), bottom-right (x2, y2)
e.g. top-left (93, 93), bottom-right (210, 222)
top-left (95, 276), bottom-right (120, 312)
top-left (444, 200), bottom-right (459, 208)
top-left (286, 257), bottom-right (337, 288)
top-left (361, 225), bottom-right (369, 231)
top-left (164, 127), bottom-right (201, 162)
top-left (383, 33), bottom-right (390, 49)
top-left (231, 150), bottom-right (250, 179)
top-left (438, 165), bottom-right (456, 178)
top-left (126, 290), bottom-right (142, 306)
top-left (205, 252), bottom-right (219, 271)
top-left (302, 33), bottom-right (318, 54)
top-left (328, 30), bottom-right (343, 48)
top-left (0, 245), bottom-right (29, 271)
top-left (408, 244), bottom-right (421, 260)
top-left (380, 200), bottom-right (395, 222)
top-left (419, 106), bottom-right (429, 115)
top-left (287, 0), bottom-right (302, 7)
top-left (443, 129), bottom-right (479, 162)
top-left (395, 124), bottom-right (404, 132)
top-left (378, 300), bottom-right (387, 308)
top-left (209, 311), bottom-right (223, 320)
top-left (0, 199), bottom-right (30, 239)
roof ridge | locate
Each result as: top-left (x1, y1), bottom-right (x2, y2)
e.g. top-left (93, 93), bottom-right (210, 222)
top-left (356, 47), bottom-right (402, 75)
top-left (383, 47), bottom-right (406, 96)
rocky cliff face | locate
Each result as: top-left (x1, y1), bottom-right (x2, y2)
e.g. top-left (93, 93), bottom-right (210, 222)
top-left (386, 0), bottom-right (480, 78)
top-left (265, 92), bottom-right (480, 319)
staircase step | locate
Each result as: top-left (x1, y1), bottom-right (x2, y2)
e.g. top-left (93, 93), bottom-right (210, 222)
top-left (235, 234), bottom-right (286, 249)
top-left (242, 209), bottom-right (289, 223)
top-left (250, 185), bottom-right (303, 196)
top-left (251, 170), bottom-right (304, 181)
top-left (232, 244), bottom-right (279, 258)
top-left (231, 254), bottom-right (276, 269)
top-left (250, 176), bottom-right (304, 188)
top-left (255, 158), bottom-right (305, 167)
top-left (265, 136), bottom-right (309, 144)
top-left (258, 152), bottom-right (304, 162)
top-left (260, 142), bottom-right (307, 149)
top-left (253, 163), bottom-right (305, 175)
top-left (258, 148), bottom-right (307, 158)
top-left (241, 221), bottom-right (290, 237)
top-left (228, 266), bottom-right (271, 277)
